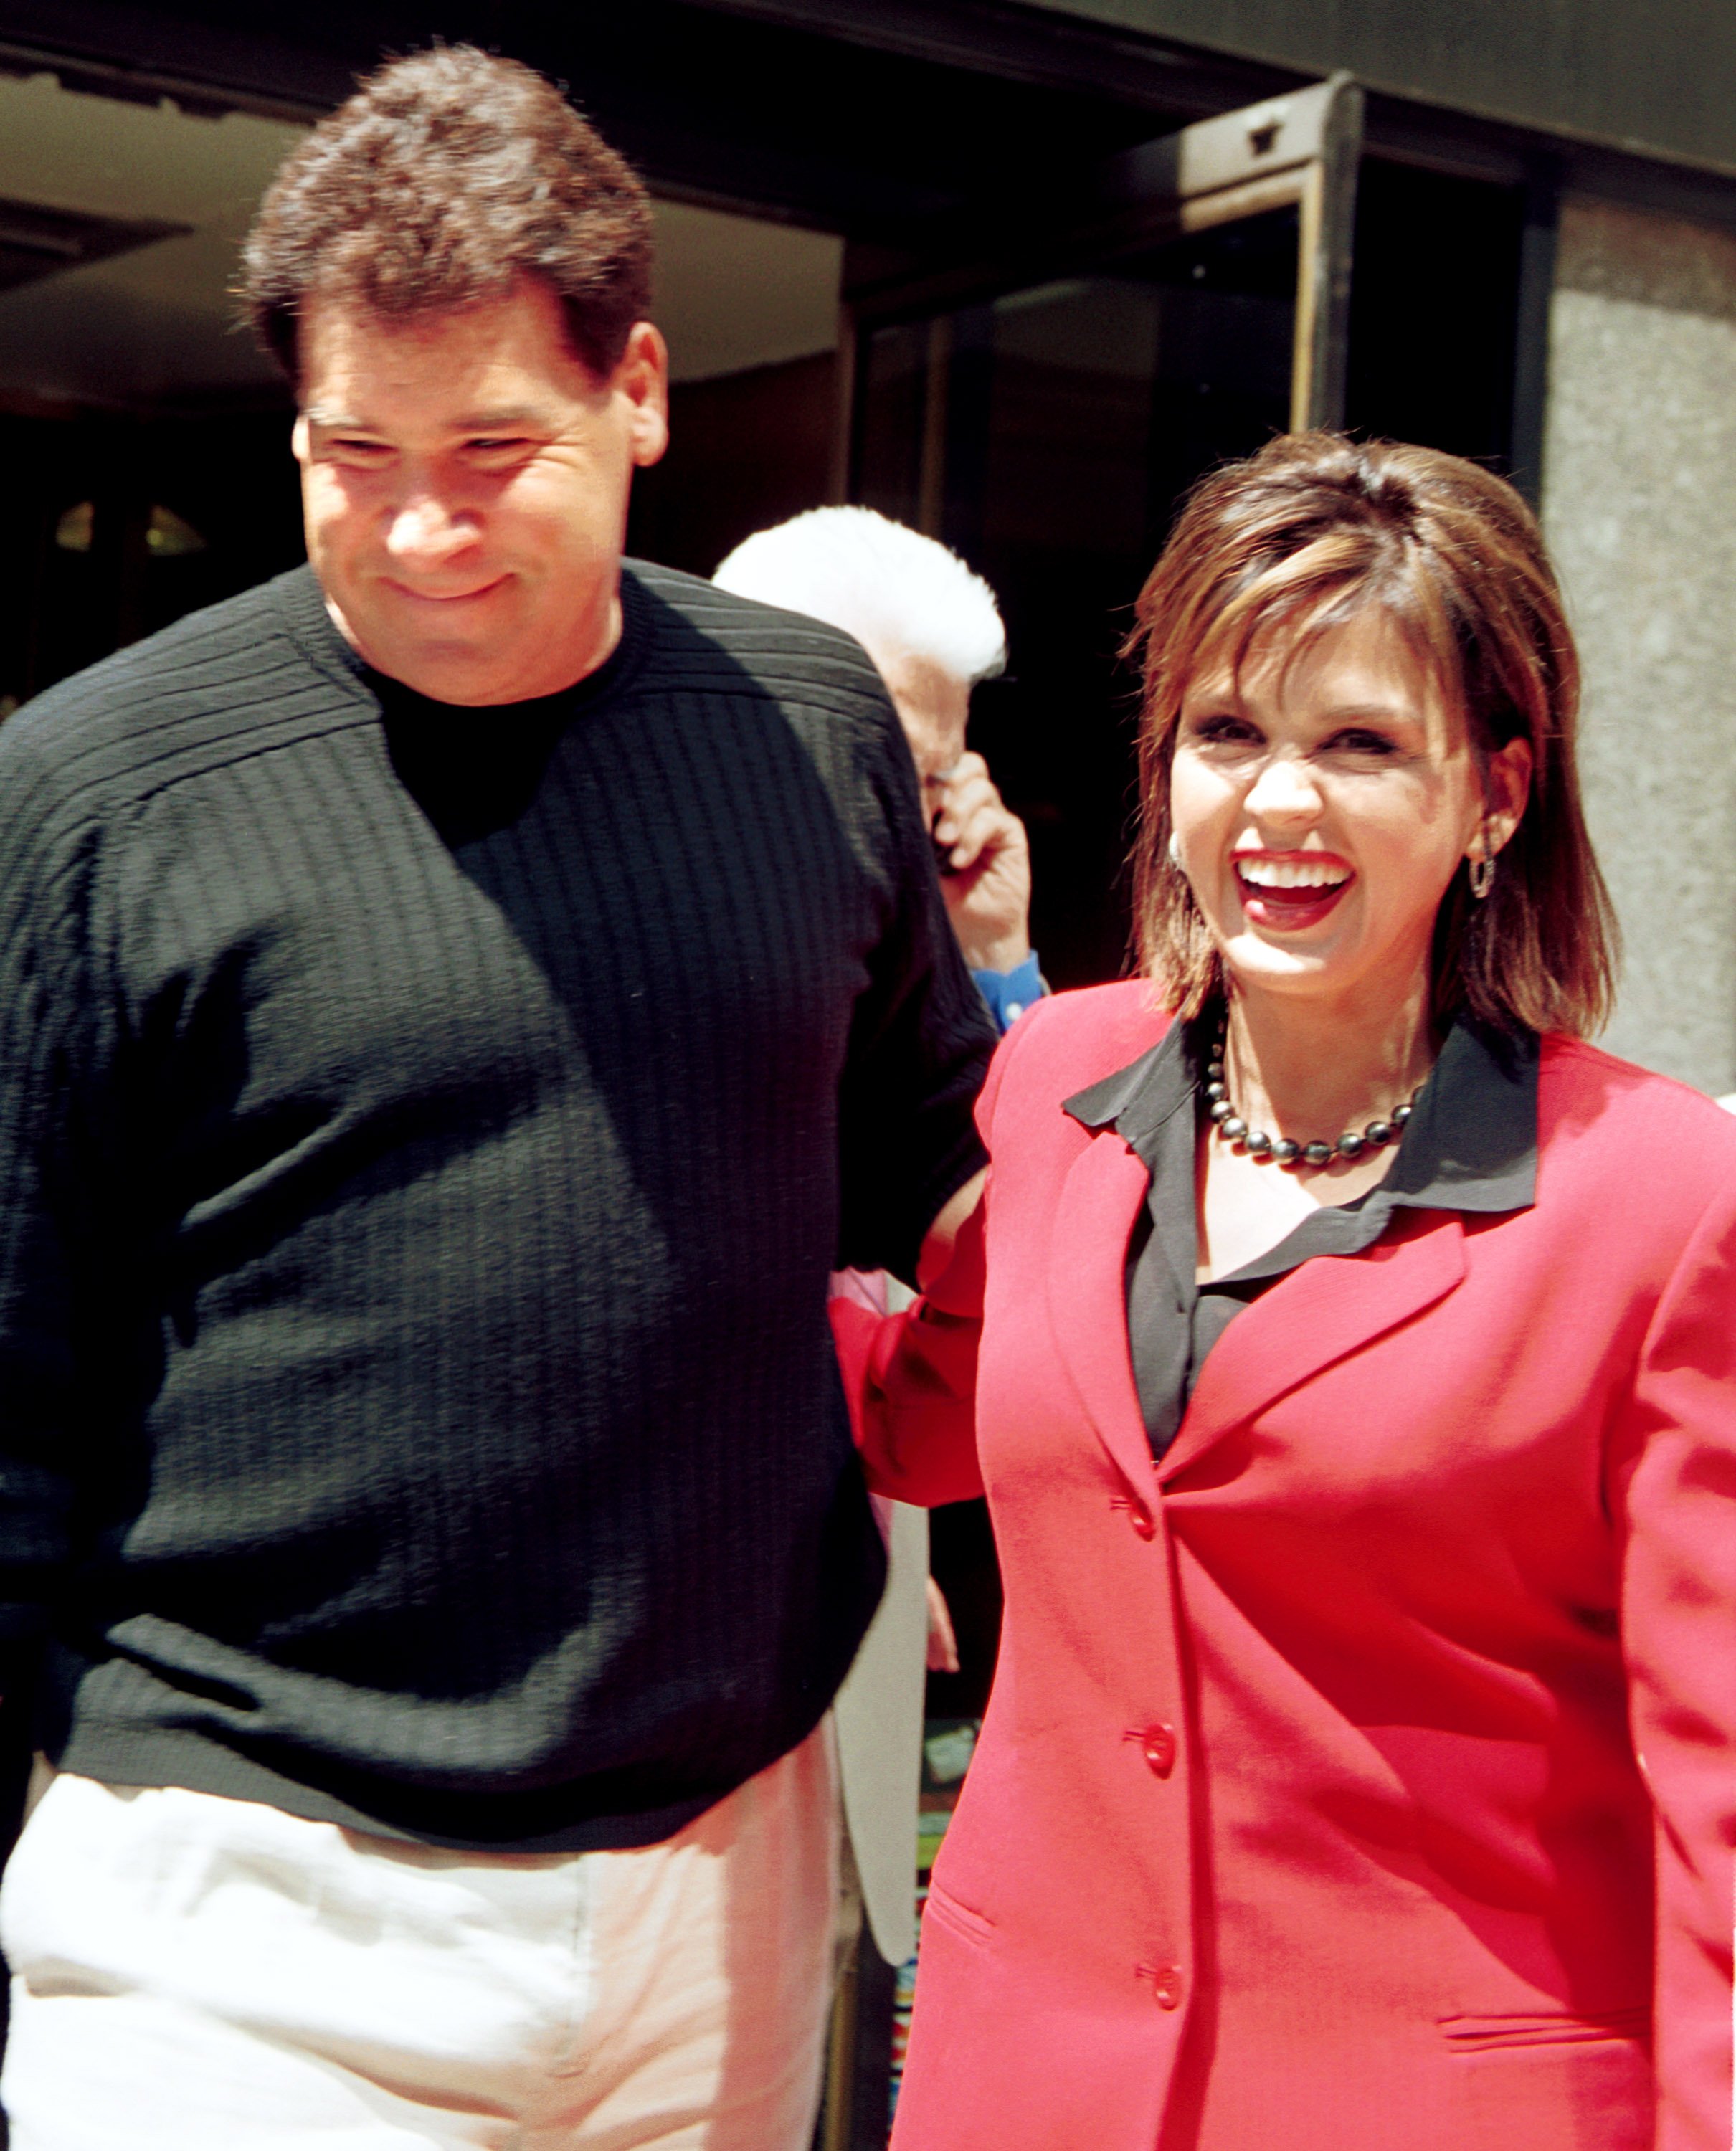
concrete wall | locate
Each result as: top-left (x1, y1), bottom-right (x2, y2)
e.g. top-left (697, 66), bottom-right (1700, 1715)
top-left (1044, 1), bottom-right (1736, 179)
top-left (1541, 196), bottom-right (1736, 1093)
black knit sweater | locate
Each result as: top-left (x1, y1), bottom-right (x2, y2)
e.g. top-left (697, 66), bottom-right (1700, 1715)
top-left (0, 561), bottom-right (993, 1851)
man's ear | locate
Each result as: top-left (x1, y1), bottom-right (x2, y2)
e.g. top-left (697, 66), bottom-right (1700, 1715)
top-left (615, 321), bottom-right (669, 470)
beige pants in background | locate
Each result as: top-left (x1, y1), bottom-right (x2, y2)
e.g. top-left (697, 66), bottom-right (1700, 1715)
top-left (0, 1727), bottom-right (837, 2150)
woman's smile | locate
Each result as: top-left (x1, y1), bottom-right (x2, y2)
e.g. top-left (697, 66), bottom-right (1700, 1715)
top-left (1232, 849), bottom-right (1354, 932)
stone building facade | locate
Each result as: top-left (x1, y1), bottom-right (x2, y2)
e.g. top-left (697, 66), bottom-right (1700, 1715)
top-left (1544, 203), bottom-right (1736, 1091)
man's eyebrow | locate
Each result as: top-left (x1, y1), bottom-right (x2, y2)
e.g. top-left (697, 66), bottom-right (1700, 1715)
top-left (302, 404), bottom-right (552, 432)
top-left (449, 405), bottom-right (549, 432)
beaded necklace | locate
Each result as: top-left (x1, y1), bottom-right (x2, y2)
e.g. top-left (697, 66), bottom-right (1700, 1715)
top-left (1203, 1016), bottom-right (1421, 1168)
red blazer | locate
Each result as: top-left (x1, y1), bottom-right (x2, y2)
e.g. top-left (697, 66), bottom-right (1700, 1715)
top-left (834, 982), bottom-right (1736, 2151)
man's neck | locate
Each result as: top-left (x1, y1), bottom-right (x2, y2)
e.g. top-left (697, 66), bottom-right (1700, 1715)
top-left (323, 583), bottom-right (625, 708)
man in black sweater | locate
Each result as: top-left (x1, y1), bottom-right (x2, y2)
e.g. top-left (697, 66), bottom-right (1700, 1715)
top-left (0, 47), bottom-right (992, 2150)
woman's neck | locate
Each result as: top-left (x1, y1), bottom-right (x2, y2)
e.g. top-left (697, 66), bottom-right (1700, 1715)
top-left (1222, 972), bottom-right (1438, 1145)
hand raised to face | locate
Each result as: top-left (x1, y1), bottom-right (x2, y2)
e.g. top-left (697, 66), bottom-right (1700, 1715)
top-left (929, 751), bottom-right (1032, 974)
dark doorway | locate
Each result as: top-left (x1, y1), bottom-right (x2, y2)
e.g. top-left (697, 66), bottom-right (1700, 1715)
top-left (625, 353), bottom-right (840, 579)
top-left (853, 206), bottom-right (1301, 989)
top-left (0, 403), bottom-right (303, 711)
top-left (1345, 157), bottom-right (1527, 472)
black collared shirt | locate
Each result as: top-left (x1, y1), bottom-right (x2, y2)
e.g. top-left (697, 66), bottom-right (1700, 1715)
top-left (1064, 1012), bottom-right (1540, 1459)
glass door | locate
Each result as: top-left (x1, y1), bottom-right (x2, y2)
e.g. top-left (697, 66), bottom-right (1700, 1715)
top-left (845, 77), bottom-right (1362, 986)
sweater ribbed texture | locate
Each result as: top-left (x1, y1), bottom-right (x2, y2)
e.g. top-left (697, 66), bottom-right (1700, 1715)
top-left (0, 561), bottom-right (992, 1851)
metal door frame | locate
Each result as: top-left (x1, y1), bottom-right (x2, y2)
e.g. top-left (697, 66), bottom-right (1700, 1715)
top-left (832, 72), bottom-right (1365, 510)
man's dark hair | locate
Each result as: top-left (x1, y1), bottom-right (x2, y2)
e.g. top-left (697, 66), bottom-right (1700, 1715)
top-left (240, 44), bottom-right (653, 385)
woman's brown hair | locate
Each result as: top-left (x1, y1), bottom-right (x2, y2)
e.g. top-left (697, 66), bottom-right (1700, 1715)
top-left (1126, 432), bottom-right (1617, 1036)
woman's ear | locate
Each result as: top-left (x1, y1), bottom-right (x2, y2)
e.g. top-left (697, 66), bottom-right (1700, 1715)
top-left (1480, 736), bottom-right (1533, 860)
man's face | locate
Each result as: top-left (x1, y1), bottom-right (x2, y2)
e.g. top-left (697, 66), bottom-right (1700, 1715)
top-left (293, 277), bottom-right (668, 705)
top-left (860, 638), bottom-right (972, 822)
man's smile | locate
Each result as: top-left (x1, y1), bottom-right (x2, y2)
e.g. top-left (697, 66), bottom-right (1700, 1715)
top-left (380, 574), bottom-right (511, 607)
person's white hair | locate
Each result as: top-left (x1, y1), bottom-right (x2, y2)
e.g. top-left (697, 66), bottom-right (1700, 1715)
top-left (713, 507), bottom-right (1006, 685)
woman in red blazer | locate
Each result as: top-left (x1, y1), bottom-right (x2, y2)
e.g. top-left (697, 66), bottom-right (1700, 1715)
top-left (836, 436), bottom-right (1736, 2151)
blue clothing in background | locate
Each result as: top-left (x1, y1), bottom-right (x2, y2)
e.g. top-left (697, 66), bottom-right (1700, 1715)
top-left (969, 951), bottom-right (1045, 1035)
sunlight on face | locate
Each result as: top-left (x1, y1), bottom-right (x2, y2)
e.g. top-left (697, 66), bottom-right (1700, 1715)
top-left (1169, 607), bottom-right (1527, 1015)
top-left (293, 278), bottom-right (668, 706)
top-left (860, 637), bottom-right (972, 818)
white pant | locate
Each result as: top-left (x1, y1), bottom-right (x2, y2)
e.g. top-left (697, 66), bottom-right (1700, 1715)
top-left (0, 1729), bottom-right (837, 2150)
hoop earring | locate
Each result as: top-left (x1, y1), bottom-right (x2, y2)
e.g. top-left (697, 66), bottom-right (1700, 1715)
top-left (1467, 845), bottom-right (1496, 901)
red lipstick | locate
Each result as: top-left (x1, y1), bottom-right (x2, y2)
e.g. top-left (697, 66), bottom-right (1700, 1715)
top-left (1233, 851), bottom-right (1353, 933)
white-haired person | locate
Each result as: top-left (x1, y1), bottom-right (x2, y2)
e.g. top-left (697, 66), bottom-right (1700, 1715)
top-left (715, 508), bottom-right (1042, 1030)
top-left (713, 509), bottom-right (1040, 2100)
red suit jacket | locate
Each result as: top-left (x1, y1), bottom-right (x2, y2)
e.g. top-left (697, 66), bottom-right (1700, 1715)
top-left (834, 981), bottom-right (1736, 2151)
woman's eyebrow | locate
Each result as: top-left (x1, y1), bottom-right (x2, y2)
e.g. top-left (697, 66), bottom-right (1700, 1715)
top-left (1312, 701), bottom-right (1417, 722)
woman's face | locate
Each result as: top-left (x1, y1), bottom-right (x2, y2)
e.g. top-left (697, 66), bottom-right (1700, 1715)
top-left (1169, 606), bottom-right (1530, 1014)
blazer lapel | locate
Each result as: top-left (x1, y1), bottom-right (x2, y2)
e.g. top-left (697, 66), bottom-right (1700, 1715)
top-left (1045, 1129), bottom-right (1162, 1494)
top-left (1160, 1210), bottom-right (1468, 1481)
